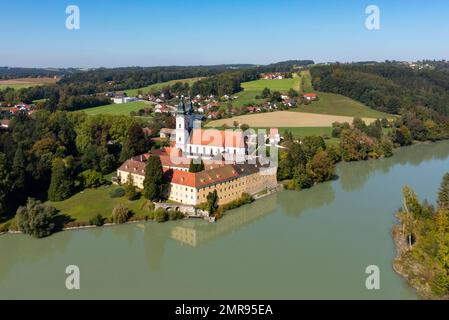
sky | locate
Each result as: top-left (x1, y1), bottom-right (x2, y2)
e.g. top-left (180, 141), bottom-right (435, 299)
top-left (1, 0), bottom-right (449, 68)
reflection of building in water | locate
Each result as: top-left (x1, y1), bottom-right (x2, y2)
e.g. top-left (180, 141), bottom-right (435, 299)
top-left (170, 193), bottom-right (278, 247)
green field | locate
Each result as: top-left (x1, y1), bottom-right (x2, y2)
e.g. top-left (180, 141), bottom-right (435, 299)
top-left (46, 185), bottom-right (150, 223)
top-left (83, 101), bottom-right (152, 116)
top-left (0, 83), bottom-right (35, 90)
top-left (232, 78), bottom-right (300, 107)
top-left (119, 77), bottom-right (203, 97)
top-left (255, 126), bottom-right (339, 146)
top-left (294, 92), bottom-right (392, 118)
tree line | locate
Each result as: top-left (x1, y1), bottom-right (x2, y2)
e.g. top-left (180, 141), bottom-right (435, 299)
top-left (0, 110), bottom-right (150, 222)
top-left (310, 62), bottom-right (449, 116)
top-left (395, 173), bottom-right (449, 298)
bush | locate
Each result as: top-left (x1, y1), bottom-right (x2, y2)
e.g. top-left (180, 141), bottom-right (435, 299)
top-left (154, 208), bottom-right (168, 223)
top-left (109, 187), bottom-right (125, 198)
top-left (111, 205), bottom-right (131, 224)
top-left (16, 198), bottom-right (58, 238)
top-left (79, 170), bottom-right (106, 189)
top-left (140, 201), bottom-right (155, 212)
top-left (168, 209), bottom-right (184, 221)
top-left (0, 223), bottom-right (8, 233)
top-left (89, 214), bottom-right (105, 226)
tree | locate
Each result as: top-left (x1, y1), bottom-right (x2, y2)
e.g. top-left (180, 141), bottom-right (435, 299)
top-left (261, 87), bottom-right (271, 99)
top-left (143, 156), bottom-right (164, 201)
top-left (11, 143), bottom-right (27, 192)
top-left (119, 123), bottom-right (149, 162)
top-left (48, 158), bottom-right (75, 201)
top-left (124, 175), bottom-right (139, 200)
top-left (393, 126), bottom-right (412, 146)
top-left (301, 136), bottom-right (326, 160)
top-left (0, 153), bottom-right (11, 220)
top-left (206, 190), bottom-right (219, 216)
top-left (111, 204), bottom-right (131, 224)
top-left (438, 173), bottom-right (449, 210)
top-left (288, 88), bottom-right (298, 98)
top-left (310, 151), bottom-right (335, 183)
top-left (189, 158), bottom-right (204, 173)
top-left (16, 198), bottom-right (58, 238)
top-left (79, 169), bottom-right (105, 189)
top-left (353, 117), bottom-right (367, 132)
top-left (100, 154), bottom-right (117, 174)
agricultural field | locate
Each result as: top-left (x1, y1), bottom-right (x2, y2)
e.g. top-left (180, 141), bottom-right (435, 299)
top-left (232, 78), bottom-right (300, 107)
top-left (0, 77), bottom-right (59, 90)
top-left (119, 77), bottom-right (203, 97)
top-left (206, 111), bottom-right (379, 128)
top-left (82, 101), bottom-right (152, 116)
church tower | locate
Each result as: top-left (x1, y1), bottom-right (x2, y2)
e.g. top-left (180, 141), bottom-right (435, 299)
top-left (175, 97), bottom-right (189, 152)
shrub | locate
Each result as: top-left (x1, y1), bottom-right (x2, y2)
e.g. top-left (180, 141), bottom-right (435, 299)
top-left (168, 209), bottom-right (184, 221)
top-left (154, 208), bottom-right (168, 223)
top-left (111, 205), bottom-right (131, 224)
top-left (109, 187), bottom-right (125, 198)
top-left (79, 170), bottom-right (106, 189)
top-left (140, 201), bottom-right (155, 212)
top-left (0, 223), bottom-right (8, 233)
top-left (16, 198), bottom-right (58, 238)
top-left (89, 214), bottom-right (105, 226)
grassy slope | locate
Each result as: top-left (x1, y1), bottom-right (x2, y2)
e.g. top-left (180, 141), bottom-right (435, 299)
top-left (232, 70), bottom-right (392, 118)
top-left (232, 78), bottom-right (300, 107)
top-left (82, 101), bottom-right (152, 116)
top-left (119, 77), bottom-right (203, 96)
top-left (295, 92), bottom-right (391, 118)
top-left (46, 185), bottom-right (149, 222)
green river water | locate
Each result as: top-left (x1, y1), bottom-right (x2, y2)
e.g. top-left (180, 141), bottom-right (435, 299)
top-left (1, 140), bottom-right (449, 299)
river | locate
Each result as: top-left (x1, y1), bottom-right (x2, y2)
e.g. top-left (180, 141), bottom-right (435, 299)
top-left (1, 141), bottom-right (449, 299)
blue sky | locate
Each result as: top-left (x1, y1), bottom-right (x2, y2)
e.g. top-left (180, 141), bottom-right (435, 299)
top-left (1, 0), bottom-right (449, 67)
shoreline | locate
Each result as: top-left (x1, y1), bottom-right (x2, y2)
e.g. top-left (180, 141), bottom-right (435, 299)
top-left (0, 139), bottom-right (446, 238)
top-left (0, 185), bottom-right (284, 237)
top-left (391, 220), bottom-right (449, 300)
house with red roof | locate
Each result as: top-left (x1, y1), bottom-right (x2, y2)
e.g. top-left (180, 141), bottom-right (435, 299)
top-left (303, 93), bottom-right (318, 101)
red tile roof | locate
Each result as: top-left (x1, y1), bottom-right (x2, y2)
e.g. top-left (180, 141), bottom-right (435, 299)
top-left (189, 129), bottom-right (245, 148)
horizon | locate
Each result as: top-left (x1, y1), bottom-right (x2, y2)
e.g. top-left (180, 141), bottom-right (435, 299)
top-left (2, 0), bottom-right (449, 68)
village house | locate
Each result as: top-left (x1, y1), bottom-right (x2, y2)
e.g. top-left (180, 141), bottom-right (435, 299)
top-left (112, 95), bottom-right (138, 104)
top-left (159, 128), bottom-right (175, 139)
top-left (303, 93), bottom-right (318, 101)
top-left (260, 73), bottom-right (284, 80)
top-left (0, 119), bottom-right (10, 129)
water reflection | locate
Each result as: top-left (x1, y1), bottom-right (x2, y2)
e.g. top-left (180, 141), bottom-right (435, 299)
top-left (168, 193), bottom-right (278, 247)
top-left (339, 141), bottom-right (449, 192)
top-left (0, 231), bottom-right (72, 282)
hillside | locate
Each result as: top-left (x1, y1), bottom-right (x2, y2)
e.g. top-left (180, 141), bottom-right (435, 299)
top-left (119, 77), bottom-right (203, 96)
top-left (310, 63), bottom-right (449, 116)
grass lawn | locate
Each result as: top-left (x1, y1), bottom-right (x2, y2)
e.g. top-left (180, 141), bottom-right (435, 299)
top-left (119, 77), bottom-right (203, 97)
top-left (46, 185), bottom-right (150, 223)
top-left (82, 101), bottom-right (152, 116)
top-left (256, 126), bottom-right (339, 146)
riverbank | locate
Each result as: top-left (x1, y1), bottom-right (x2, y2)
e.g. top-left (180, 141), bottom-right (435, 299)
top-left (392, 210), bottom-right (449, 300)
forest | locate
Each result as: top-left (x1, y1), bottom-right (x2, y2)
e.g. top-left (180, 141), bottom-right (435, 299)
top-left (310, 62), bottom-right (449, 116)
